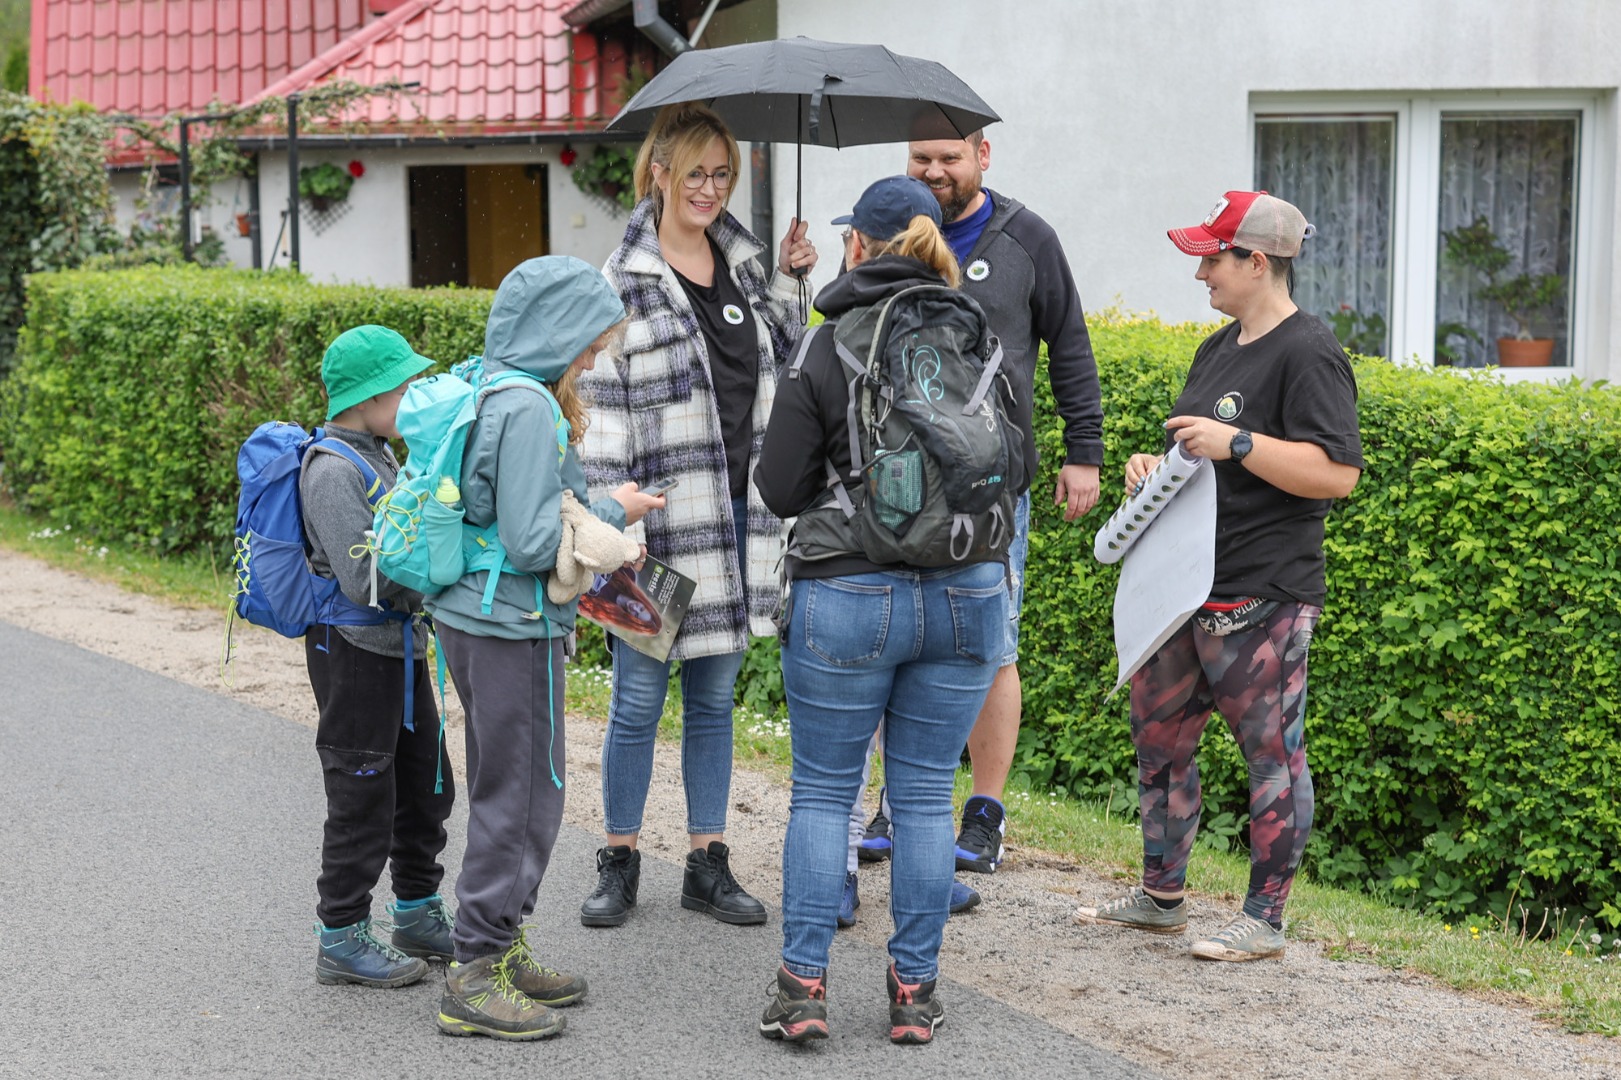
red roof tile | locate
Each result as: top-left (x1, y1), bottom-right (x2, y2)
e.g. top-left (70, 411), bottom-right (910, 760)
top-left (31, 0), bottom-right (373, 115)
top-left (252, 0), bottom-right (634, 136)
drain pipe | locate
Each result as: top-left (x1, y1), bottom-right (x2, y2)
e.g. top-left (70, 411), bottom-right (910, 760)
top-left (631, 0), bottom-right (690, 56)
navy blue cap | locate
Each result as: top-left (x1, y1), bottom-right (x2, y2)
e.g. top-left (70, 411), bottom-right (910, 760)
top-left (832, 175), bottom-right (942, 241)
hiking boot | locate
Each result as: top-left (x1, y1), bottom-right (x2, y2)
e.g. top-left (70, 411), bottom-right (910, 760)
top-left (581, 845), bottom-right (640, 928)
top-left (949, 879), bottom-right (981, 916)
top-left (954, 795), bottom-right (1006, 873)
top-left (389, 895), bottom-right (455, 961)
top-left (837, 871), bottom-right (860, 929)
top-left (436, 952), bottom-right (566, 1040)
top-left (858, 793), bottom-right (892, 862)
top-left (315, 917), bottom-right (428, 988)
top-left (682, 841), bottom-right (767, 925)
top-left (886, 963), bottom-right (944, 1045)
top-left (759, 965), bottom-right (828, 1042)
top-left (1190, 912), bottom-right (1286, 962)
top-left (503, 927), bottom-right (588, 1006)
top-left (1072, 885), bottom-right (1187, 935)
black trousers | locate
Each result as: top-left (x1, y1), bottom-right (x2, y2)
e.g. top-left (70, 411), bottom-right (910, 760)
top-left (305, 626), bottom-right (455, 929)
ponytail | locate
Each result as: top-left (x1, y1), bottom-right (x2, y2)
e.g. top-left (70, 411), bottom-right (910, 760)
top-left (859, 216), bottom-right (962, 288)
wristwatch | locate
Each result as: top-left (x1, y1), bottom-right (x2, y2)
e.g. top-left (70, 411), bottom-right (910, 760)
top-left (1229, 430), bottom-right (1254, 464)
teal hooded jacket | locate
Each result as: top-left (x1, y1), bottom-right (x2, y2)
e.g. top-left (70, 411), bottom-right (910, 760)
top-left (426, 257), bottom-right (629, 640)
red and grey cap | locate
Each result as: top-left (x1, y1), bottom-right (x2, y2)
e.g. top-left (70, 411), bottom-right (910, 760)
top-left (1168, 190), bottom-right (1314, 258)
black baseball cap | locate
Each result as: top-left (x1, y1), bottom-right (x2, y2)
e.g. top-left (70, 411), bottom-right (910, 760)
top-left (832, 175), bottom-right (942, 241)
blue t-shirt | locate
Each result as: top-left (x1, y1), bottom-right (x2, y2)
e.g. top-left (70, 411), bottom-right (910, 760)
top-left (942, 191), bottom-right (995, 265)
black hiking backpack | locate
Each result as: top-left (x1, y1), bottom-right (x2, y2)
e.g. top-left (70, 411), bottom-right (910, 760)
top-left (787, 284), bottom-right (1026, 570)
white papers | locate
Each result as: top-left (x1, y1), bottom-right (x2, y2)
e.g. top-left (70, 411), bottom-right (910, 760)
top-left (1095, 444), bottom-right (1217, 697)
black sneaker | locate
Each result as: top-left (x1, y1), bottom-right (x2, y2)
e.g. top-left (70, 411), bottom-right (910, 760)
top-left (759, 965), bottom-right (828, 1042)
top-left (682, 841), bottom-right (767, 925)
top-left (954, 795), bottom-right (1006, 874)
top-left (858, 789), bottom-right (892, 863)
top-left (580, 845), bottom-right (640, 927)
top-left (887, 963), bottom-right (944, 1045)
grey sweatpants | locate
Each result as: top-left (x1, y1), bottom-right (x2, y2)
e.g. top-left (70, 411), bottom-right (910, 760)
top-left (437, 623), bottom-right (568, 962)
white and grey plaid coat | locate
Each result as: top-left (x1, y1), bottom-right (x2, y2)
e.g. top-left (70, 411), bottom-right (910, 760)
top-left (582, 199), bottom-right (806, 660)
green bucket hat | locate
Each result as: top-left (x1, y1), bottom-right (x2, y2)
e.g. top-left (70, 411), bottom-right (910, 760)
top-left (322, 325), bottom-right (436, 419)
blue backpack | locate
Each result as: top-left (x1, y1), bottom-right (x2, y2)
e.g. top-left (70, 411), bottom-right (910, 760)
top-left (371, 357), bottom-right (569, 617)
top-left (230, 421), bottom-right (406, 637)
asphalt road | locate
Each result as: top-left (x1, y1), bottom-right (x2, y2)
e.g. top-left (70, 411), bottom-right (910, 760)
top-left (0, 621), bottom-right (1156, 1080)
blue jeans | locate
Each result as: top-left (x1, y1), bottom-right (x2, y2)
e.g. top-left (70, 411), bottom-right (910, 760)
top-left (779, 561), bottom-right (1007, 982)
top-left (1000, 491), bottom-right (1031, 667)
top-left (600, 496), bottom-right (747, 836)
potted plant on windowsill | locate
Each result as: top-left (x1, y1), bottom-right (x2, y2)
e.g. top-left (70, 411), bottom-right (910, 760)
top-left (569, 144), bottom-right (638, 212)
top-left (298, 162), bottom-right (355, 212)
top-left (1440, 216), bottom-right (1565, 367)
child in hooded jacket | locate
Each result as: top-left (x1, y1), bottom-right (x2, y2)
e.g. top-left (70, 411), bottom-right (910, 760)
top-left (428, 256), bottom-right (663, 1041)
top-left (302, 325), bottom-right (454, 991)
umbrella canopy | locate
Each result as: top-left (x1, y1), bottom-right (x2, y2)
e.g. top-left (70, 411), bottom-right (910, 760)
top-left (605, 37), bottom-right (999, 148)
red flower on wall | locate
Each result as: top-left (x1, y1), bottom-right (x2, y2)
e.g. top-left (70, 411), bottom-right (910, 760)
top-left (560, 144), bottom-right (577, 167)
top-left (347, 160), bottom-right (366, 178)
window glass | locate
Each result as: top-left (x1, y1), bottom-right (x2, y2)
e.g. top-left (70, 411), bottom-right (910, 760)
top-left (1435, 114), bottom-right (1578, 367)
top-left (1256, 116), bottom-right (1395, 356)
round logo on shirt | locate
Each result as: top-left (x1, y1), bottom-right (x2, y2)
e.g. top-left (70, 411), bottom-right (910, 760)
top-left (965, 258), bottom-right (991, 282)
top-left (723, 303), bottom-right (746, 325)
top-left (1214, 392), bottom-right (1244, 421)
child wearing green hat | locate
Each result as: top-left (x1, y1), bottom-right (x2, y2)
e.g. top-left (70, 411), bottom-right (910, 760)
top-left (302, 324), bottom-right (455, 990)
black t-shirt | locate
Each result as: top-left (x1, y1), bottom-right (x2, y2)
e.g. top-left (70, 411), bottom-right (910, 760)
top-left (674, 236), bottom-right (759, 499)
top-left (1167, 311), bottom-right (1364, 607)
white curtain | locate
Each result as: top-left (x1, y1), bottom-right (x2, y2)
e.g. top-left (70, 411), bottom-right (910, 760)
top-left (1255, 117), bottom-right (1395, 356)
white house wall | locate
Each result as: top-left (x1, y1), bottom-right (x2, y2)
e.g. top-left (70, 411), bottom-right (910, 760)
top-left (776, 0), bottom-right (1621, 380)
top-left (110, 141), bottom-right (684, 288)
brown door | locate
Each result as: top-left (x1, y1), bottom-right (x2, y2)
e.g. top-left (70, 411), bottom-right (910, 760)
top-left (465, 164), bottom-right (549, 289)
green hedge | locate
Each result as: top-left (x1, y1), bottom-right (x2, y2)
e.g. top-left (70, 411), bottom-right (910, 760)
top-left (0, 267), bottom-right (491, 550)
top-left (4, 267), bottom-right (1620, 929)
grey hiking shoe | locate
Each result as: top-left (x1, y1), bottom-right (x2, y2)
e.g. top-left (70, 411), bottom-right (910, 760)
top-left (315, 917), bottom-right (429, 987)
top-left (1072, 885), bottom-right (1187, 934)
top-left (503, 927), bottom-right (587, 1006)
top-left (436, 952), bottom-right (566, 1040)
top-left (1190, 912), bottom-right (1285, 962)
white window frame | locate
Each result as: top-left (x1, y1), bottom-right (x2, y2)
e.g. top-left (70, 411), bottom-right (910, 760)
top-left (1251, 90), bottom-right (1612, 382)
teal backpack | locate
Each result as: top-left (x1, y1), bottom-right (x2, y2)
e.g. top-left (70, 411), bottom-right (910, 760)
top-left (371, 356), bottom-right (569, 615)
top-left (370, 356), bottom-right (572, 790)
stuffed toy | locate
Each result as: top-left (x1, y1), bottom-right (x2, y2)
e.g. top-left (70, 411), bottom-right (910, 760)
top-left (548, 489), bottom-right (640, 604)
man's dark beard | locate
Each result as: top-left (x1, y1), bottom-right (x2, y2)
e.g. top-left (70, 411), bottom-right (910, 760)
top-left (940, 178), bottom-right (982, 224)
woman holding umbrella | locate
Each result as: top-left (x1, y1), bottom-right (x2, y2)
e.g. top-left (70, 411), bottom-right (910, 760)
top-left (578, 102), bottom-right (817, 929)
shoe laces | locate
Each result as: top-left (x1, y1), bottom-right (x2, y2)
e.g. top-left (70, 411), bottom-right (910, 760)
top-left (505, 927), bottom-right (563, 979)
top-left (590, 854), bottom-right (632, 899)
top-left (488, 955), bottom-right (537, 1010)
top-left (709, 848), bottom-right (745, 896)
top-left (1099, 887), bottom-right (1149, 915)
top-left (1209, 913), bottom-right (1269, 944)
top-left (958, 813), bottom-right (1000, 852)
top-left (354, 920), bottom-right (413, 964)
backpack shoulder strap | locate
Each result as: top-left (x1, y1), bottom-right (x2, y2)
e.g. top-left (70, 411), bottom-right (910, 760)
top-left (478, 370), bottom-right (570, 463)
top-left (308, 437), bottom-right (387, 509)
top-left (784, 324), bottom-right (823, 381)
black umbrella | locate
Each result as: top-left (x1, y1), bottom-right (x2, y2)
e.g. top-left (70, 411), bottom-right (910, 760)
top-left (604, 37), bottom-right (1000, 224)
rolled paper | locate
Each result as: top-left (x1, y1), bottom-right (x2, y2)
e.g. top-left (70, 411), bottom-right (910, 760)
top-left (1092, 442), bottom-right (1207, 565)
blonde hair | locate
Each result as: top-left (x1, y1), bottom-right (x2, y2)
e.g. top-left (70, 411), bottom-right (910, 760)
top-left (858, 216), bottom-right (962, 288)
top-left (559, 320), bottom-right (627, 444)
top-left (633, 102), bottom-right (741, 215)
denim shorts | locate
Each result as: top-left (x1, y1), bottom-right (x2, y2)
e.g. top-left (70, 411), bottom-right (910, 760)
top-left (999, 491), bottom-right (1030, 667)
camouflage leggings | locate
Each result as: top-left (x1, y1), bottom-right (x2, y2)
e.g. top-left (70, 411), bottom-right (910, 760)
top-left (1129, 603), bottom-right (1320, 925)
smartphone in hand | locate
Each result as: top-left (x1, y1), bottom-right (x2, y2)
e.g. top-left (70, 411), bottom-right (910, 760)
top-left (642, 478), bottom-right (679, 497)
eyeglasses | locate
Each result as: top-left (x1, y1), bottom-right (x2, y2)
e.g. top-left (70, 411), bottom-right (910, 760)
top-left (680, 167), bottom-right (734, 192)
top-left (840, 228), bottom-right (853, 243)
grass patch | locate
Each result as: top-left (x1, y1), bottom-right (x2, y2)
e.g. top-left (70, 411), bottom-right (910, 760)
top-left (7, 504), bottom-right (1614, 1037)
top-left (0, 497), bottom-right (227, 609)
